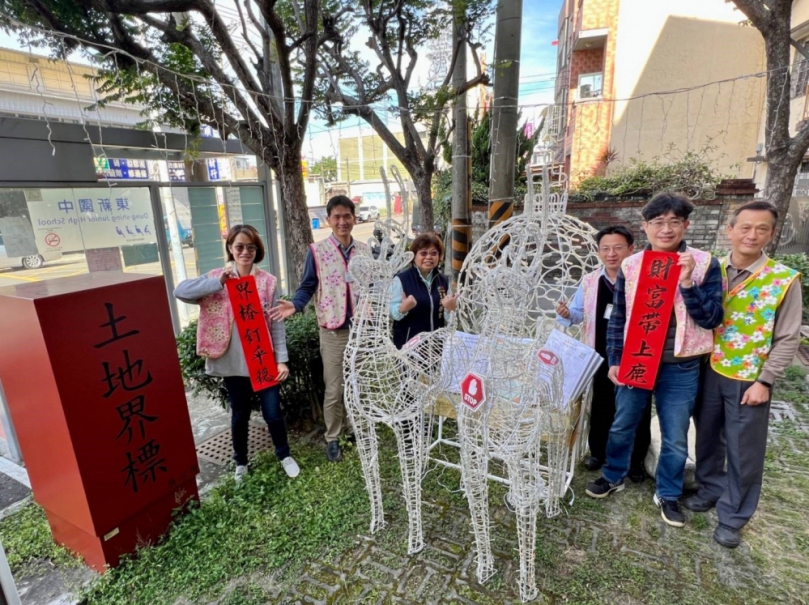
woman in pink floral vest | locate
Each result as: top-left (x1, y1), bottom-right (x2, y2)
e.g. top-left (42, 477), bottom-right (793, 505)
top-left (175, 225), bottom-right (299, 483)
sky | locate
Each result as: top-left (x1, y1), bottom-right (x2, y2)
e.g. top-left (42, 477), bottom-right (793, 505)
top-left (0, 0), bottom-right (563, 162)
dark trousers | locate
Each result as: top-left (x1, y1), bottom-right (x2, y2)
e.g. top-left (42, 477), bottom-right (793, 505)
top-left (694, 366), bottom-right (770, 529)
top-left (588, 364), bottom-right (652, 471)
top-left (223, 376), bottom-right (290, 466)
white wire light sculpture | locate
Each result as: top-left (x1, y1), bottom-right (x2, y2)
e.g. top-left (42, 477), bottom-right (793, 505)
top-left (343, 219), bottom-right (450, 554)
top-left (448, 160), bottom-right (602, 602)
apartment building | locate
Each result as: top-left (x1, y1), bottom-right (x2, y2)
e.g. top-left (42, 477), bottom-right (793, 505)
top-left (553, 0), bottom-right (765, 184)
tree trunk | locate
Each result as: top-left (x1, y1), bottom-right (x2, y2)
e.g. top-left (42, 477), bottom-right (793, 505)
top-left (276, 151), bottom-right (314, 284)
top-left (764, 148), bottom-right (801, 255)
top-left (414, 174), bottom-right (435, 231)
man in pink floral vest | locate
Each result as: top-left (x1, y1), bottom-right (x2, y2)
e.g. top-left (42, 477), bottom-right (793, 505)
top-left (271, 196), bottom-right (367, 463)
top-left (585, 193), bottom-right (724, 530)
top-left (556, 225), bottom-right (651, 482)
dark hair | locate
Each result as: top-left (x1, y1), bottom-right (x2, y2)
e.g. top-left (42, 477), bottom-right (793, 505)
top-left (641, 192), bottom-right (694, 221)
top-left (410, 232), bottom-right (444, 258)
top-left (730, 200), bottom-right (778, 227)
top-left (326, 195), bottom-right (355, 217)
top-left (225, 224), bottom-right (265, 263)
top-left (595, 225), bottom-right (634, 247)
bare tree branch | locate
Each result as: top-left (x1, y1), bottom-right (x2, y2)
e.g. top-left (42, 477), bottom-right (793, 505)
top-left (729, 0), bottom-right (773, 30)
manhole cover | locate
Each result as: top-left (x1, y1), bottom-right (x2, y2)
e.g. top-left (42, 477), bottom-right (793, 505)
top-left (195, 424), bottom-right (274, 466)
top-left (798, 346), bottom-right (809, 366)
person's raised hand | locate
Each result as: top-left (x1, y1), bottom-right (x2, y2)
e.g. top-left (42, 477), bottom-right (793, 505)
top-left (219, 268), bottom-right (236, 286)
top-left (441, 293), bottom-right (459, 312)
top-left (556, 300), bottom-right (571, 319)
top-left (269, 300), bottom-right (296, 321)
top-left (678, 251), bottom-right (696, 288)
top-left (400, 295), bottom-right (417, 314)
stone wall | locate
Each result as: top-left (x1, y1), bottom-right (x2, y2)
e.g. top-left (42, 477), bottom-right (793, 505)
top-left (470, 194), bottom-right (753, 252)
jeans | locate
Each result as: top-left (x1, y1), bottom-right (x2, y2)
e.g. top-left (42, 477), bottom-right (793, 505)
top-left (223, 376), bottom-right (290, 465)
top-left (602, 358), bottom-right (701, 500)
top-left (588, 363), bottom-right (653, 469)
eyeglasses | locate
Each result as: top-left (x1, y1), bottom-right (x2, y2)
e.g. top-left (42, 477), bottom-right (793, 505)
top-left (646, 219), bottom-right (685, 230)
top-left (598, 245), bottom-right (628, 253)
top-left (232, 244), bottom-right (258, 253)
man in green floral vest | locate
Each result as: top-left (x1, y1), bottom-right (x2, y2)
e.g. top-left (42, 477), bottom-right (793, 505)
top-left (686, 201), bottom-right (802, 549)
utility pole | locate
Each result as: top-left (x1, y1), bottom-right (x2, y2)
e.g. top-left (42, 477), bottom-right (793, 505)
top-left (488, 0), bottom-right (522, 228)
top-left (450, 4), bottom-right (471, 284)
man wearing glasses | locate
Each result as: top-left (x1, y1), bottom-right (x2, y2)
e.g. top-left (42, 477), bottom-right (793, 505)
top-left (271, 196), bottom-right (367, 463)
top-left (585, 193), bottom-right (724, 530)
top-left (556, 226), bottom-right (652, 482)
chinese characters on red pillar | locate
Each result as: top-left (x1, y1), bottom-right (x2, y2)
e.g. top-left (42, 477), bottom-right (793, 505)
top-left (226, 276), bottom-right (279, 391)
top-left (619, 252), bottom-right (681, 389)
top-left (94, 302), bottom-right (167, 493)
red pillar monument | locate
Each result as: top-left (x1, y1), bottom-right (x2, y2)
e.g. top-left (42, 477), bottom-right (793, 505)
top-left (0, 273), bottom-right (199, 571)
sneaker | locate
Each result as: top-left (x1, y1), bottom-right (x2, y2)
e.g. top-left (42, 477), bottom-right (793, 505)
top-left (713, 524), bottom-right (741, 549)
top-left (585, 477), bottom-right (625, 499)
top-left (234, 464), bottom-right (249, 483)
top-left (281, 456), bottom-right (300, 478)
top-left (584, 456), bottom-right (603, 471)
top-left (327, 440), bottom-right (342, 462)
top-left (683, 494), bottom-right (716, 513)
top-left (654, 494), bottom-right (685, 527)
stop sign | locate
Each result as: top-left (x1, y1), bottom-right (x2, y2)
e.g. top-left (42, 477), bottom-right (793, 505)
top-left (538, 349), bottom-right (560, 366)
top-left (460, 372), bottom-right (486, 411)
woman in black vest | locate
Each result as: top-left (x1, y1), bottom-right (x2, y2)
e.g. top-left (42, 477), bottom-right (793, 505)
top-left (389, 233), bottom-right (458, 349)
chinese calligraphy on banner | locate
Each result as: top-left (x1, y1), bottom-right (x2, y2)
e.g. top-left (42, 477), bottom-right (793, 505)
top-left (619, 252), bottom-right (681, 389)
top-left (226, 276), bottom-right (279, 391)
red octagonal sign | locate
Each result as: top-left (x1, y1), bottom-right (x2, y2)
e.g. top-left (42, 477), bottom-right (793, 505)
top-left (460, 372), bottom-right (486, 411)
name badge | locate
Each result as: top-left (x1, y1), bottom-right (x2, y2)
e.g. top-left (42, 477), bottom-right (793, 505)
top-left (603, 304), bottom-right (613, 320)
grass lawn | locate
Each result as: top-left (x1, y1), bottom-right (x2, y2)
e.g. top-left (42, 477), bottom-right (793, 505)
top-left (2, 366), bottom-right (809, 604)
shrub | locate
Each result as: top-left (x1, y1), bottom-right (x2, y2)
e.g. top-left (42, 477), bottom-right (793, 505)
top-left (774, 253), bottom-right (809, 323)
top-left (570, 147), bottom-right (731, 202)
top-left (176, 308), bottom-right (324, 426)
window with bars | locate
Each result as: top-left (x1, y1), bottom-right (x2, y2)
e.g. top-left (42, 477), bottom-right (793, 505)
top-left (791, 41), bottom-right (809, 99)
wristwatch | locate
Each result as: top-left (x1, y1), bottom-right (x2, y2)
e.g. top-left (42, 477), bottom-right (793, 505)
top-left (756, 379), bottom-right (772, 389)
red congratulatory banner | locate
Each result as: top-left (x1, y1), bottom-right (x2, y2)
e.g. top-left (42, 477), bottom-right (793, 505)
top-left (226, 276), bottom-right (279, 391)
top-left (619, 251), bottom-right (681, 389)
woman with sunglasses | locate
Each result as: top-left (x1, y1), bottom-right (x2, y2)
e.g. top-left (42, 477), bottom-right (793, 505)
top-left (174, 224), bottom-right (299, 482)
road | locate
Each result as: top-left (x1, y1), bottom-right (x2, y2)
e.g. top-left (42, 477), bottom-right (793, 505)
top-left (0, 221), bottom-right (382, 289)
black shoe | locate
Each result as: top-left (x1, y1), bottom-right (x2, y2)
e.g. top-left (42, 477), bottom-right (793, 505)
top-left (584, 456), bottom-right (603, 471)
top-left (585, 477), bottom-right (625, 499)
top-left (628, 466), bottom-right (647, 483)
top-left (327, 440), bottom-right (342, 462)
top-left (684, 494), bottom-right (716, 513)
top-left (654, 494), bottom-right (685, 527)
top-left (713, 524), bottom-right (741, 549)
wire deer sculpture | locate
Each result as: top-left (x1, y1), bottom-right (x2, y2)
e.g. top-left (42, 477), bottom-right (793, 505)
top-left (343, 219), bottom-right (450, 554)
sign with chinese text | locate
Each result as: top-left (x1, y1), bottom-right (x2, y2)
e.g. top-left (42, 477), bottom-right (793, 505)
top-left (0, 274), bottom-right (199, 570)
top-left (618, 252), bottom-right (681, 389)
top-left (24, 188), bottom-right (156, 252)
top-left (226, 276), bottom-right (279, 391)
top-left (96, 158), bottom-right (151, 180)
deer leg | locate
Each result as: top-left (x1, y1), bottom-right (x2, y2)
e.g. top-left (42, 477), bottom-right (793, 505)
top-left (507, 457), bottom-right (539, 603)
top-left (392, 415), bottom-right (425, 554)
top-left (459, 410), bottom-right (495, 584)
top-left (345, 377), bottom-right (386, 534)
